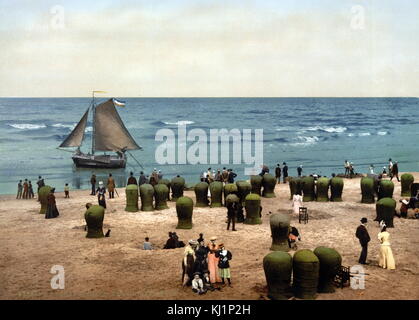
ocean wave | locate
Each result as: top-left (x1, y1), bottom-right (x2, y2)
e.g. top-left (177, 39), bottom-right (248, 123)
top-left (163, 120), bottom-right (195, 126)
top-left (359, 132), bottom-right (371, 136)
top-left (8, 123), bottom-right (46, 130)
top-left (289, 136), bottom-right (320, 147)
top-left (304, 126), bottom-right (347, 133)
top-left (377, 131), bottom-right (388, 136)
top-left (52, 123), bottom-right (76, 130)
top-left (275, 128), bottom-right (292, 132)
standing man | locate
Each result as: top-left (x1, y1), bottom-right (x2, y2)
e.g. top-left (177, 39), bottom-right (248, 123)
top-left (221, 167), bottom-right (229, 185)
top-left (344, 160), bottom-right (350, 177)
top-left (22, 179), bottom-right (29, 199)
top-left (207, 168), bottom-right (214, 184)
top-left (226, 202), bottom-right (237, 231)
top-left (275, 164), bottom-right (281, 184)
top-left (391, 161), bottom-right (400, 182)
top-left (158, 170), bottom-right (163, 181)
top-left (282, 162), bottom-right (288, 183)
top-left (388, 158), bottom-right (393, 179)
top-left (16, 180), bottom-right (23, 199)
top-left (227, 169), bottom-right (237, 184)
top-left (150, 168), bottom-right (159, 186)
top-left (127, 172), bottom-right (137, 185)
top-left (297, 165), bottom-right (303, 177)
top-left (107, 173), bottom-right (115, 199)
top-left (355, 217), bottom-right (371, 265)
top-left (36, 176), bottom-right (45, 201)
top-left (90, 173), bottom-right (96, 195)
top-left (28, 181), bottom-right (34, 199)
top-left (215, 169), bottom-right (222, 182)
top-left (138, 171), bottom-right (147, 186)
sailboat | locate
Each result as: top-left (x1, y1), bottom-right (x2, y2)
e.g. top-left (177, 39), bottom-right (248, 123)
top-left (58, 92), bottom-right (142, 168)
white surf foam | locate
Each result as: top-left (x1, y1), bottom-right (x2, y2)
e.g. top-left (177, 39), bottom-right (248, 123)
top-left (304, 126), bottom-right (347, 133)
top-left (377, 131), bottom-right (388, 136)
top-left (52, 123), bottom-right (76, 130)
top-left (8, 123), bottom-right (46, 130)
top-left (163, 120), bottom-right (195, 126)
top-left (289, 136), bottom-right (320, 147)
top-left (359, 132), bottom-right (371, 136)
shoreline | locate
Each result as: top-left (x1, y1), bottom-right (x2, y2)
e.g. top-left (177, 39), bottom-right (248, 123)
top-left (0, 172), bottom-right (412, 198)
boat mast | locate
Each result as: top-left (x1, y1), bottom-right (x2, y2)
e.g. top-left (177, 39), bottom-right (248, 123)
top-left (91, 91), bottom-right (96, 155)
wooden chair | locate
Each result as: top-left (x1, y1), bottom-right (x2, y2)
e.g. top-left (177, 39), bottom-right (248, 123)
top-left (298, 207), bottom-right (308, 224)
top-left (334, 265), bottom-right (350, 288)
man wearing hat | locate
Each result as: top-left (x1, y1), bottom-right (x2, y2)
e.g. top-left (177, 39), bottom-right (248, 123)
top-left (355, 218), bottom-right (371, 264)
top-left (127, 172), bottom-right (137, 185)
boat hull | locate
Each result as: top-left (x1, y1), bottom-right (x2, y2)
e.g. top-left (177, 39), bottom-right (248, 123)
top-left (72, 153), bottom-right (127, 169)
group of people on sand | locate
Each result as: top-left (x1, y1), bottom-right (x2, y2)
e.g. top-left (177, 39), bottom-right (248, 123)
top-left (16, 179), bottom-right (35, 199)
top-left (16, 176), bottom-right (47, 199)
top-left (398, 191), bottom-right (419, 219)
top-left (274, 162), bottom-right (289, 183)
top-left (356, 218), bottom-right (396, 270)
top-left (200, 167), bottom-right (237, 184)
top-left (184, 235), bottom-right (233, 294)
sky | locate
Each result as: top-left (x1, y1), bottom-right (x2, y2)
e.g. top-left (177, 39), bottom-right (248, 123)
top-left (0, 0), bottom-right (418, 97)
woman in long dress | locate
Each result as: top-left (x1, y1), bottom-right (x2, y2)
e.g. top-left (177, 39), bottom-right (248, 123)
top-left (292, 193), bottom-right (303, 214)
top-left (207, 236), bottom-right (222, 284)
top-left (378, 225), bottom-right (396, 270)
top-left (45, 188), bottom-right (59, 219)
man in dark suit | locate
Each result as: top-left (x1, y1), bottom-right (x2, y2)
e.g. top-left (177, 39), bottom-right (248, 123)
top-left (356, 217), bottom-right (371, 264)
top-left (282, 162), bottom-right (288, 183)
top-left (127, 171), bottom-right (138, 185)
top-left (275, 164), bottom-right (281, 184)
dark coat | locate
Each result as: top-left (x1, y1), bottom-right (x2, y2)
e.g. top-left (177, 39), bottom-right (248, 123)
top-left (216, 250), bottom-right (232, 269)
top-left (356, 225), bottom-right (370, 246)
top-left (45, 193), bottom-right (59, 219)
top-left (275, 167), bottom-right (281, 177)
top-left (227, 172), bottom-right (237, 183)
top-left (139, 174), bottom-right (147, 185)
top-left (127, 176), bottom-right (138, 185)
top-left (282, 166), bottom-right (288, 177)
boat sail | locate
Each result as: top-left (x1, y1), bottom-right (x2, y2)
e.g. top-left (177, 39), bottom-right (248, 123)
top-left (58, 94), bottom-right (141, 168)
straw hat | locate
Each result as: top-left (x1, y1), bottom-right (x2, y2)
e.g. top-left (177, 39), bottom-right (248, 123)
top-left (99, 181), bottom-right (103, 186)
top-left (210, 236), bottom-right (217, 241)
top-left (402, 199), bottom-right (409, 205)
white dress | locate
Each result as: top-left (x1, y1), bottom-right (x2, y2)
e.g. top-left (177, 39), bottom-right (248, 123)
top-left (378, 231), bottom-right (396, 270)
top-left (292, 194), bottom-right (303, 214)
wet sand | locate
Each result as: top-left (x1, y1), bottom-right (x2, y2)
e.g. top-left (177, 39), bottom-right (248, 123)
top-left (0, 174), bottom-right (418, 300)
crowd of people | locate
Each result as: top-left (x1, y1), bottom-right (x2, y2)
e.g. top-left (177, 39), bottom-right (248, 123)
top-left (16, 156), bottom-right (417, 296)
top-left (200, 167), bottom-right (237, 184)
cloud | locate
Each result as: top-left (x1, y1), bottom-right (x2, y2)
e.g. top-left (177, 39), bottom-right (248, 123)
top-left (0, 1), bottom-right (418, 97)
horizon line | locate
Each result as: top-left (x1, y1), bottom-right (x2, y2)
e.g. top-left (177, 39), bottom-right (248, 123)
top-left (0, 96), bottom-right (418, 99)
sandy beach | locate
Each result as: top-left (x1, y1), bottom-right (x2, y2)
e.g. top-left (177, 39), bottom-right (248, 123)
top-left (1, 174), bottom-right (418, 300)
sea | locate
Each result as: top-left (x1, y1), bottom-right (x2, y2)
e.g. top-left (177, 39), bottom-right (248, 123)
top-left (0, 97), bottom-right (418, 195)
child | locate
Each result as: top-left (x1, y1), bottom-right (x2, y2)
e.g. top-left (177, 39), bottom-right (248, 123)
top-left (215, 244), bottom-right (232, 286)
top-left (64, 183), bottom-right (70, 198)
top-left (143, 237), bottom-right (153, 250)
top-left (191, 273), bottom-right (205, 294)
